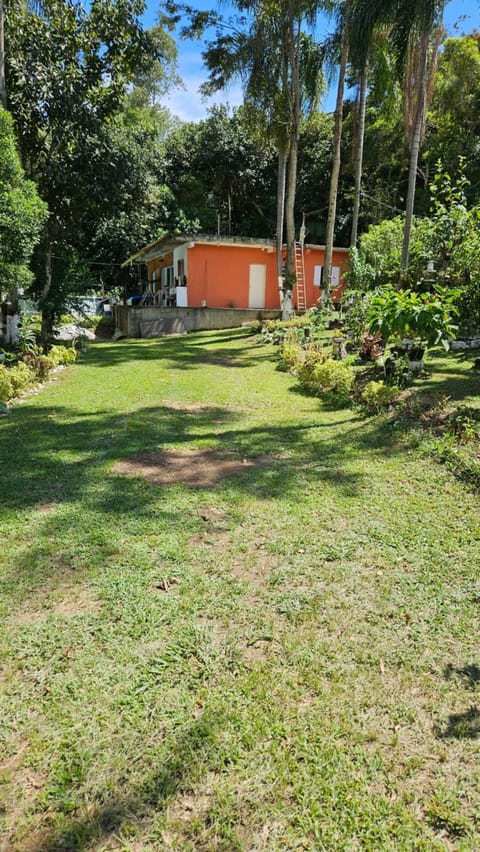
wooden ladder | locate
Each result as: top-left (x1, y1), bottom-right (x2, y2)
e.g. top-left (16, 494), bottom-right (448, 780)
top-left (294, 241), bottom-right (307, 313)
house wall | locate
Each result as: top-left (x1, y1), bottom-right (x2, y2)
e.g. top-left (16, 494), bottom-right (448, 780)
top-left (298, 248), bottom-right (349, 308)
top-left (186, 243), bottom-right (279, 309)
top-left (145, 243), bottom-right (349, 311)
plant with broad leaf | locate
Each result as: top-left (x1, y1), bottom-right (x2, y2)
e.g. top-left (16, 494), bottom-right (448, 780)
top-left (367, 286), bottom-right (459, 350)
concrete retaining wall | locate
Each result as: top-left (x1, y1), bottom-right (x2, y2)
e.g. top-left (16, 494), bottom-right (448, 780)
top-left (113, 305), bottom-right (281, 338)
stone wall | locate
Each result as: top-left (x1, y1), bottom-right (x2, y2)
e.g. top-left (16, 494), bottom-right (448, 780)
top-left (113, 305), bottom-right (281, 338)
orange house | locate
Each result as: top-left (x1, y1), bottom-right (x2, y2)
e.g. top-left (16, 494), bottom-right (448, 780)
top-left (126, 233), bottom-right (349, 311)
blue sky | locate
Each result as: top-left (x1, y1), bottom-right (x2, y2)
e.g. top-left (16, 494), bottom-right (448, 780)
top-left (144, 0), bottom-right (480, 122)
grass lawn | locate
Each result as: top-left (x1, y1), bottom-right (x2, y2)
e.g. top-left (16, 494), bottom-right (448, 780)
top-left (0, 328), bottom-right (479, 851)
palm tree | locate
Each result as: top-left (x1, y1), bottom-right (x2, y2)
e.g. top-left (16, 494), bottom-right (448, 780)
top-left (348, 0), bottom-right (445, 271)
top-left (322, 0), bottom-right (351, 297)
top-left (349, 24), bottom-right (399, 247)
top-left (201, 0), bottom-right (324, 300)
top-left (349, 66), bottom-right (367, 247)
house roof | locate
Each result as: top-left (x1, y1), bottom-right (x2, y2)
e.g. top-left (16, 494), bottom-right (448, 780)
top-left (122, 232), bottom-right (349, 267)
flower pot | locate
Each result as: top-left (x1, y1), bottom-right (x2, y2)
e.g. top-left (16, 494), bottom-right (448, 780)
top-left (408, 347), bottom-right (425, 373)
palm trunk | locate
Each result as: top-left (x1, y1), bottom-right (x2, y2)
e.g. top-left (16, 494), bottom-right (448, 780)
top-left (350, 69), bottom-right (367, 248)
top-left (323, 4), bottom-right (350, 298)
top-left (400, 31), bottom-right (429, 273)
top-left (0, 0), bottom-right (6, 109)
top-left (276, 148), bottom-right (287, 302)
top-left (40, 238), bottom-right (54, 342)
top-left (283, 135), bottom-right (298, 320)
top-left (285, 132), bottom-right (298, 280)
top-left (284, 5), bottom-right (301, 318)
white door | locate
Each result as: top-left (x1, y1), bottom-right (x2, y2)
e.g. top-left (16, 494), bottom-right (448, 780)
top-left (249, 264), bottom-right (266, 309)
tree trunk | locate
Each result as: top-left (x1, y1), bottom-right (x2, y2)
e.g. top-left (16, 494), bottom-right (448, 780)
top-left (400, 31), bottom-right (429, 273)
top-left (285, 132), bottom-right (298, 280)
top-left (283, 135), bottom-right (298, 319)
top-left (276, 148), bottom-right (287, 302)
top-left (40, 238), bottom-right (54, 342)
top-left (323, 4), bottom-right (350, 298)
top-left (0, 0), bottom-right (6, 109)
top-left (283, 5), bottom-right (300, 318)
top-left (350, 69), bottom-right (367, 248)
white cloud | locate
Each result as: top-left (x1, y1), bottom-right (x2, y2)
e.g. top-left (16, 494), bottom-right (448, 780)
top-left (160, 37), bottom-right (244, 123)
top-left (163, 75), bottom-right (244, 123)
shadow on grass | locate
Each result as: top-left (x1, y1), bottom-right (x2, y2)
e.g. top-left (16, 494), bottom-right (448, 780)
top-left (83, 327), bottom-right (264, 371)
top-left (0, 392), bottom-right (407, 606)
top-left (435, 664), bottom-right (480, 741)
top-left (0, 332), bottom-right (443, 606)
top-left (444, 663), bottom-right (480, 689)
top-left (0, 398), bottom-right (403, 514)
top-left (40, 714), bottom-right (220, 850)
top-left (436, 707), bottom-right (480, 740)
top-left (418, 352), bottom-right (480, 401)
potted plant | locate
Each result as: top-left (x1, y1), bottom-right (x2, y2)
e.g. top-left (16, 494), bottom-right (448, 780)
top-left (367, 286), bottom-right (459, 371)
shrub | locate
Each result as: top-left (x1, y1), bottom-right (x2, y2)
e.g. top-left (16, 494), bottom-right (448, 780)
top-left (296, 348), bottom-right (327, 387)
top-left (361, 381), bottom-right (400, 413)
top-left (79, 315), bottom-right (101, 329)
top-left (49, 344), bottom-right (78, 366)
top-left (35, 354), bottom-right (53, 380)
top-left (278, 331), bottom-right (304, 370)
top-left (309, 358), bottom-right (355, 399)
top-left (95, 315), bottom-right (115, 336)
top-left (0, 365), bottom-right (13, 401)
top-left (8, 361), bottom-right (36, 394)
top-left (23, 345), bottom-right (54, 379)
top-left (367, 286), bottom-right (459, 349)
top-left (261, 316), bottom-right (310, 345)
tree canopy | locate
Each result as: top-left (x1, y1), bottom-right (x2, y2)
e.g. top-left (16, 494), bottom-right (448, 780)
top-left (0, 106), bottom-right (47, 293)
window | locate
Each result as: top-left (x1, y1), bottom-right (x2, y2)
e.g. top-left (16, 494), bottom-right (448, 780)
top-left (313, 265), bottom-right (340, 287)
top-left (161, 265), bottom-right (174, 290)
top-left (313, 265), bottom-right (323, 287)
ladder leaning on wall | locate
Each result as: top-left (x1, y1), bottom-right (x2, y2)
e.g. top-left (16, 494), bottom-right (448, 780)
top-left (294, 241), bottom-right (307, 313)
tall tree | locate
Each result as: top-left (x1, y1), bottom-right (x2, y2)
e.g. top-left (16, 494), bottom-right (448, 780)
top-left (349, 0), bottom-right (445, 272)
top-left (5, 0), bottom-right (165, 335)
top-left (349, 67), bottom-right (367, 247)
top-left (0, 106), bottom-right (47, 294)
top-left (322, 0), bottom-right (351, 296)
top-left (178, 0), bottom-right (324, 299)
top-left (0, 0), bottom-right (5, 107)
top-left (348, 23), bottom-right (399, 246)
top-left (425, 34), bottom-right (480, 205)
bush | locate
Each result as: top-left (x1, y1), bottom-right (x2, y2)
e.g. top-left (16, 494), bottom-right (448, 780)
top-left (23, 345), bottom-right (54, 379)
top-left (78, 315), bottom-right (101, 329)
top-left (94, 315), bottom-right (115, 336)
top-left (296, 348), bottom-right (327, 387)
top-left (278, 330), bottom-right (304, 370)
top-left (48, 344), bottom-right (78, 366)
top-left (8, 361), bottom-right (36, 394)
top-left (35, 354), bottom-right (53, 379)
top-left (361, 381), bottom-right (400, 413)
top-left (309, 358), bottom-right (355, 399)
top-left (367, 286), bottom-right (459, 349)
top-left (0, 365), bottom-right (13, 401)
